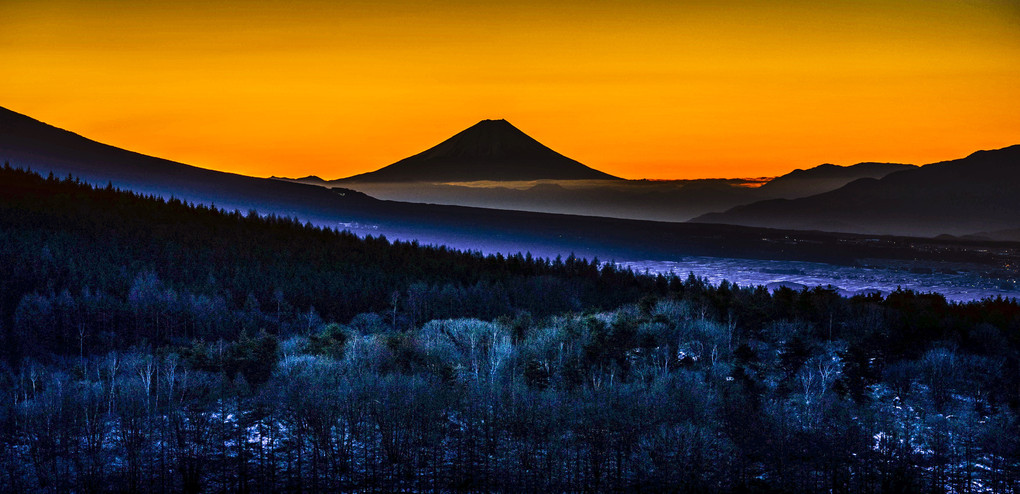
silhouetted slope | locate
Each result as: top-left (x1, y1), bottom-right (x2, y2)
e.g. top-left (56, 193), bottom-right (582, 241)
top-left (694, 145), bottom-right (1020, 237)
top-left (0, 105), bottom-right (912, 262)
top-left (0, 106), bottom-right (360, 219)
top-left (316, 160), bottom-right (910, 222)
top-left (338, 119), bottom-right (620, 182)
top-left (6, 105), bottom-right (1017, 264)
top-left (973, 227), bottom-right (1020, 242)
top-left (271, 174), bottom-right (329, 185)
top-left (758, 162), bottom-right (915, 199)
top-left (323, 179), bottom-right (768, 222)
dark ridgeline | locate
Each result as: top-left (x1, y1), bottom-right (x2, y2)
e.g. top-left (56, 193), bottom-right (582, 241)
top-left (694, 145), bottom-right (1020, 238)
top-left (318, 159), bottom-right (919, 223)
top-left (269, 174), bottom-right (329, 185)
top-left (2, 164), bottom-right (1020, 493)
top-left (8, 102), bottom-right (1018, 244)
top-left (337, 118), bottom-right (622, 182)
top-left (755, 161), bottom-right (915, 199)
top-left (9, 104), bottom-right (1018, 267)
top-left (0, 105), bottom-right (367, 219)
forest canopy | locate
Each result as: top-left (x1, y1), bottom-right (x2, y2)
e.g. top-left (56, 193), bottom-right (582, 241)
top-left (1, 164), bottom-right (1019, 493)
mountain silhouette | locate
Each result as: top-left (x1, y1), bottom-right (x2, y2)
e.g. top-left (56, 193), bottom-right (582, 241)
top-left (338, 119), bottom-right (620, 182)
top-left (757, 161), bottom-right (915, 199)
top-left (693, 145), bottom-right (1020, 237)
top-left (272, 174), bottom-right (328, 184)
top-left (314, 160), bottom-right (918, 222)
top-left (2, 104), bottom-right (1016, 269)
top-left (273, 152), bottom-right (925, 223)
top-left (0, 105), bottom-right (372, 218)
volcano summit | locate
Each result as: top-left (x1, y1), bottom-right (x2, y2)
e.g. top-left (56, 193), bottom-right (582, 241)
top-left (339, 119), bottom-right (620, 182)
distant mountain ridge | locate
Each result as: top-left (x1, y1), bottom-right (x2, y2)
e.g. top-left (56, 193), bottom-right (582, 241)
top-left (5, 104), bottom-right (1016, 240)
top-left (338, 119), bottom-right (620, 182)
top-left (272, 174), bottom-right (328, 184)
top-left (694, 145), bottom-right (1020, 237)
top-left (296, 159), bottom-right (921, 223)
top-left (757, 162), bottom-right (915, 199)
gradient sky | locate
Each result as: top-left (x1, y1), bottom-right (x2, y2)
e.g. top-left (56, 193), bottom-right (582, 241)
top-left (2, 0), bottom-right (1018, 179)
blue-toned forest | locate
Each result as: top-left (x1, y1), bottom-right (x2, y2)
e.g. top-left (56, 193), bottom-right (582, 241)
top-left (2, 166), bottom-right (1019, 493)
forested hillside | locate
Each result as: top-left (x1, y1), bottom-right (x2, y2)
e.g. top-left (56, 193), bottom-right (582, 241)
top-left (2, 164), bottom-right (1020, 493)
top-left (0, 165), bottom-right (657, 360)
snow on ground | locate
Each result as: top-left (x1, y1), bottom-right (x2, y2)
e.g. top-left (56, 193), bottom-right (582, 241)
top-left (618, 257), bottom-right (1020, 302)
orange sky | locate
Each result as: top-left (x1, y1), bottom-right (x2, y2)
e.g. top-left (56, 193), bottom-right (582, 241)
top-left (2, 0), bottom-right (1018, 179)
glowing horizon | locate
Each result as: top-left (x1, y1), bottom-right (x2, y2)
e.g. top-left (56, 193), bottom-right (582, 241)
top-left (2, 0), bottom-right (1018, 180)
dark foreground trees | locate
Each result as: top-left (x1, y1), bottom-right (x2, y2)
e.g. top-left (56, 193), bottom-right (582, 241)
top-left (2, 301), bottom-right (1019, 493)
